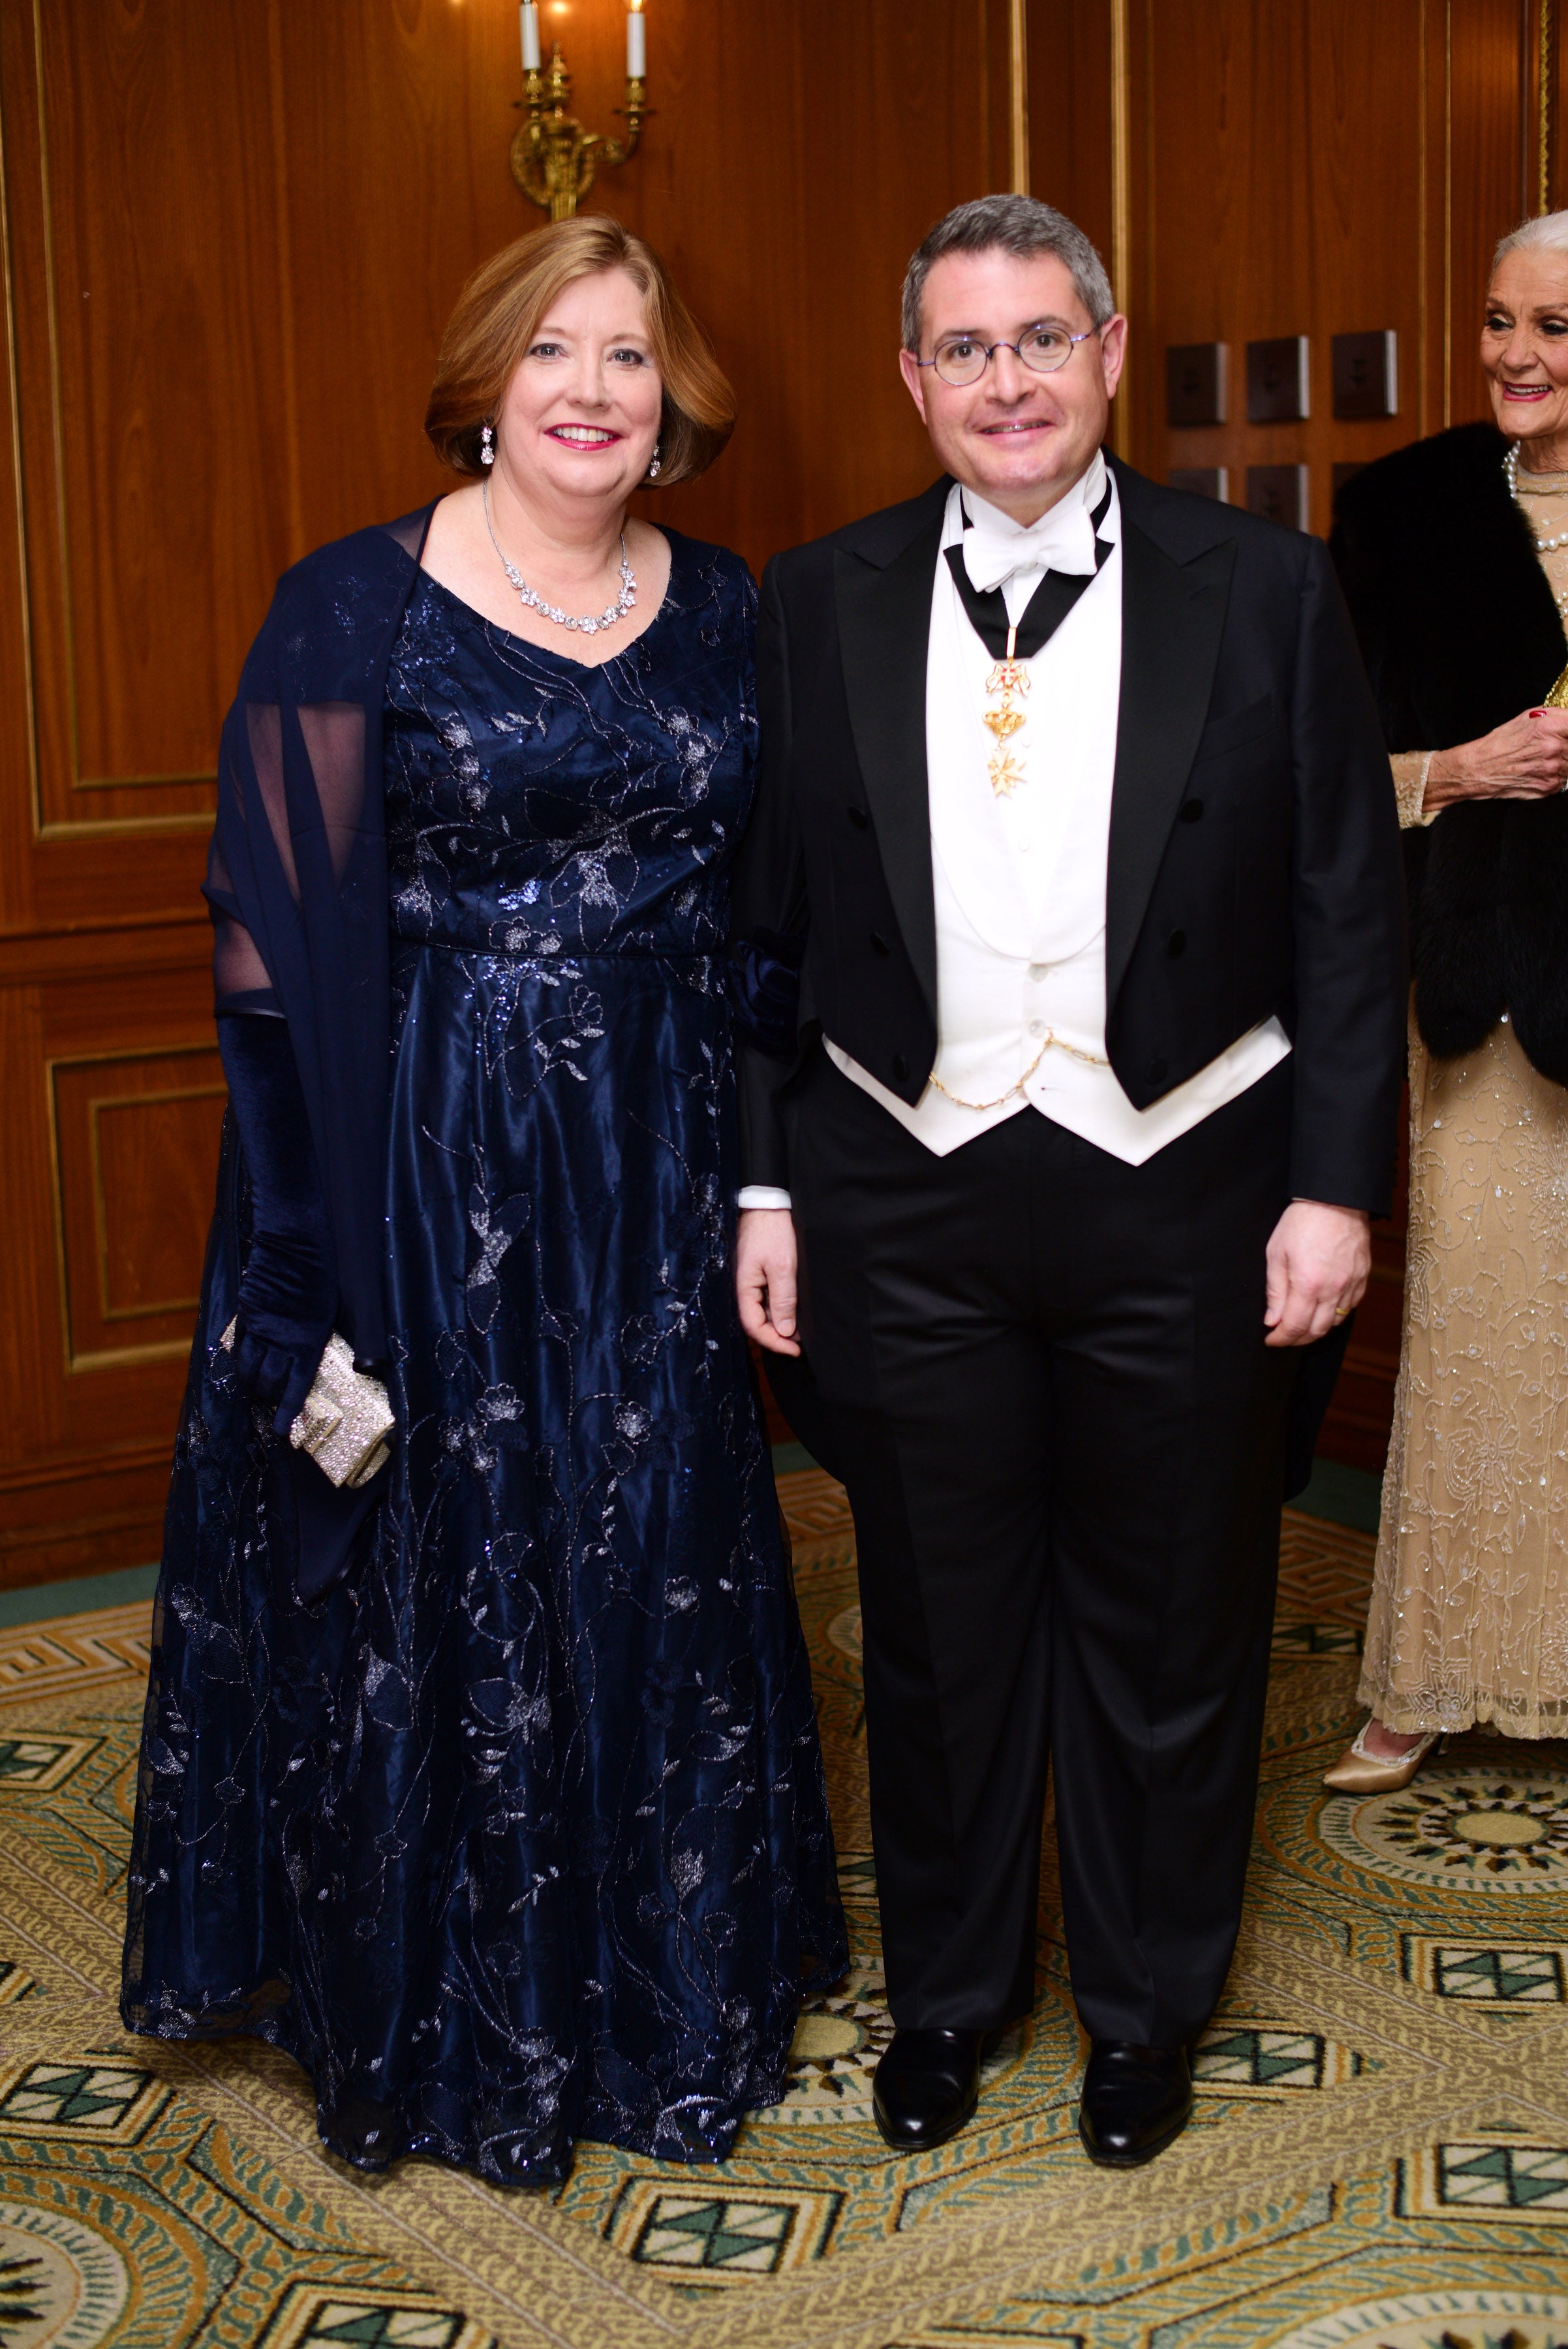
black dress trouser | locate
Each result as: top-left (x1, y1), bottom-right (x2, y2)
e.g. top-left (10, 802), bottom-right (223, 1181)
top-left (781, 1049), bottom-right (1297, 2046)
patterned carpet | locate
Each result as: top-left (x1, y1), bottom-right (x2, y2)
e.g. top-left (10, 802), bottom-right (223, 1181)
top-left (3, 1473), bottom-right (1568, 2347)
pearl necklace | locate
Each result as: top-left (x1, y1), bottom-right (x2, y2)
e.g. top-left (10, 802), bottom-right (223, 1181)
top-left (1505, 440), bottom-right (1568, 551)
top-left (483, 484), bottom-right (636, 635)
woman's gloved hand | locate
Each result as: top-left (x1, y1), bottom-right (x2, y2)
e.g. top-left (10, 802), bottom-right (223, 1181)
top-left (217, 1012), bottom-right (338, 1434)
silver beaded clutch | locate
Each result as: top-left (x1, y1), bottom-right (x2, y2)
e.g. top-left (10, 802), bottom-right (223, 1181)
top-left (220, 1321), bottom-right (394, 1489)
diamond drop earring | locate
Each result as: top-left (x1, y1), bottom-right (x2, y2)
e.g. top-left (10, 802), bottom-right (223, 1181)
top-left (645, 440), bottom-right (662, 482)
top-left (480, 423), bottom-right (495, 467)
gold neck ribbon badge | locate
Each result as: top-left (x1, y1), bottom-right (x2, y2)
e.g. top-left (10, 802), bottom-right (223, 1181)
top-left (983, 622), bottom-right (1028, 797)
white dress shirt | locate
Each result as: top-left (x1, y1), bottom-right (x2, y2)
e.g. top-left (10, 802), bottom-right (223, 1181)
top-left (738, 454), bottom-right (1289, 1208)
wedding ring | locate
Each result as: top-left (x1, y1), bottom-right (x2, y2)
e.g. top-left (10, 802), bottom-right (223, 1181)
top-left (1332, 1306), bottom-right (1350, 1321)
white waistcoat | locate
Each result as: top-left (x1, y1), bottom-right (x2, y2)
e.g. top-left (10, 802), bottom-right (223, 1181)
top-left (823, 463), bottom-right (1289, 1168)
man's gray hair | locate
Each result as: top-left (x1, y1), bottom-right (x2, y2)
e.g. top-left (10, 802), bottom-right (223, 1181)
top-left (900, 194), bottom-right (1115, 352)
top-left (1494, 207), bottom-right (1568, 273)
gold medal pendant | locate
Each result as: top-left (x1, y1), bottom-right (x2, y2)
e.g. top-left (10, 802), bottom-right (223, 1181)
top-left (983, 628), bottom-right (1029, 797)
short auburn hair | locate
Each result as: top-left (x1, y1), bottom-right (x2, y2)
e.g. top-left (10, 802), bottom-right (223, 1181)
top-left (425, 216), bottom-right (735, 487)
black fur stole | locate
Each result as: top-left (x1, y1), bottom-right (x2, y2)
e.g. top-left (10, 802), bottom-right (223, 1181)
top-left (1330, 421), bottom-right (1568, 1081)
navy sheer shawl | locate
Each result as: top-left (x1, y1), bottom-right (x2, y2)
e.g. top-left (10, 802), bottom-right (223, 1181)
top-left (205, 506), bottom-right (437, 1370)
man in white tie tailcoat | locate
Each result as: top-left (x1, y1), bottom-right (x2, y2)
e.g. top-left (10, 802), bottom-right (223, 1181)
top-left (730, 196), bottom-right (1406, 2166)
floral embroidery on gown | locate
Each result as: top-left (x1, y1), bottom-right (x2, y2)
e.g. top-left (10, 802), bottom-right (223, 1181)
top-left (122, 532), bottom-right (846, 2183)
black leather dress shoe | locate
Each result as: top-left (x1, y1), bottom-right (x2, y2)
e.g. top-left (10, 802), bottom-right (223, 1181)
top-left (1077, 2040), bottom-right (1193, 2167)
top-left (872, 2028), bottom-right (985, 2153)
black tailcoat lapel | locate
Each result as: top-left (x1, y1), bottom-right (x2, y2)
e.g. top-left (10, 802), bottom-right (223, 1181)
top-left (1105, 515), bottom-right (1235, 1009)
top-left (829, 470), bottom-right (1235, 1029)
top-left (833, 508), bottom-right (946, 1017)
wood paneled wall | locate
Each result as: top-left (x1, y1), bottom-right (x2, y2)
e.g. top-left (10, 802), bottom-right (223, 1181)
top-left (1028, 0), bottom-right (1554, 1473)
top-left (1115, 0), bottom-right (1542, 521)
top-left (0, 1), bottom-right (1558, 1578)
top-left (0, 0), bottom-right (1019, 1589)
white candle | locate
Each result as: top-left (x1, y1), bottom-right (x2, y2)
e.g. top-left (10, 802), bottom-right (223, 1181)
top-left (627, 3), bottom-right (646, 78)
top-left (520, 2), bottom-right (541, 71)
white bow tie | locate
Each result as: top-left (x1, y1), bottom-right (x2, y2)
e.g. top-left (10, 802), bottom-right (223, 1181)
top-left (960, 494), bottom-right (1099, 596)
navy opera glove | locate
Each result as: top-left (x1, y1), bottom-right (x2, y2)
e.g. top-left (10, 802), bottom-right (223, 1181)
top-left (217, 1011), bottom-right (338, 1436)
top-left (728, 927), bottom-right (805, 1061)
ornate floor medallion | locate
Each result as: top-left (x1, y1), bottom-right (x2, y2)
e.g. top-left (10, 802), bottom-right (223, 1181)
top-left (1266, 2288), bottom-right (1568, 2348)
top-left (825, 1604), bottom-right (863, 1663)
top-left (747, 1967), bottom-right (1031, 2126)
top-left (0, 2202), bottom-right (129, 2349)
top-left (13, 1492), bottom-right (1568, 2345)
top-left (1319, 1771), bottom-right (1568, 1887)
top-left (749, 1968), bottom-right (896, 2124)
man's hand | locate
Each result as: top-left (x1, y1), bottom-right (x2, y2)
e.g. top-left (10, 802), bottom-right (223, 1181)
top-left (1263, 1201), bottom-right (1371, 1348)
top-left (737, 1208), bottom-right (801, 1357)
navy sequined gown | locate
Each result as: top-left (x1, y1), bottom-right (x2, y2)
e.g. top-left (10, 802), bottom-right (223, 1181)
top-left (123, 532), bottom-right (846, 2183)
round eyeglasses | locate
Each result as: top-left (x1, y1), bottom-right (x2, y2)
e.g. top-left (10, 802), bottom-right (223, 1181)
top-left (915, 324), bottom-right (1098, 388)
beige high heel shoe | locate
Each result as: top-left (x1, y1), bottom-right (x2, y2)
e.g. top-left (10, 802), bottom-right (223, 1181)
top-left (1323, 1722), bottom-right (1442, 1794)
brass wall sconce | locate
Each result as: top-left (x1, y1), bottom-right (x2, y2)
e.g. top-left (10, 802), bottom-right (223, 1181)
top-left (512, 3), bottom-right (647, 221)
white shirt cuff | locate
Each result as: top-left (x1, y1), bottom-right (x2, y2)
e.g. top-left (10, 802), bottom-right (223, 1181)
top-left (737, 1186), bottom-right (793, 1212)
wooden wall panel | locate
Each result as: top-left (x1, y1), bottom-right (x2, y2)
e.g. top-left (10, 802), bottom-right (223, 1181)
top-left (1024, 0), bottom-right (1116, 279)
top-left (0, 931), bottom-right (212, 1583)
top-left (1549, 0), bottom-right (1568, 212)
top-left (595, 0), bottom-right (1001, 561)
top-left (0, 0), bottom-right (1013, 1591)
top-left (52, 1048), bottom-right (226, 1369)
top-left (2, 2), bottom-right (288, 827)
top-left (1090, 0), bottom-right (1538, 1473)
top-left (0, 0), bottom-right (1556, 1578)
top-left (1116, 0), bottom-right (1533, 530)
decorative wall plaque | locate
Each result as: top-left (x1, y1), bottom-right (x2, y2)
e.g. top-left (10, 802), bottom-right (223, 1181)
top-left (1168, 467), bottom-right (1229, 502)
top-left (1332, 330), bottom-right (1398, 418)
top-left (1247, 464), bottom-right (1308, 530)
top-left (1246, 336), bottom-right (1310, 423)
top-left (1166, 344), bottom-right (1227, 427)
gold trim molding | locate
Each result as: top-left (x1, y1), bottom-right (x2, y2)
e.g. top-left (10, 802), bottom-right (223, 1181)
top-left (1541, 0), bottom-right (1557, 213)
top-left (1009, 0), bottom-right (1030, 194)
top-left (1108, 0), bottom-right (1131, 457)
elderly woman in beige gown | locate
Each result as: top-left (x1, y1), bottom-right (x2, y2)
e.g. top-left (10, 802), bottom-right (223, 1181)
top-left (1326, 210), bottom-right (1568, 1792)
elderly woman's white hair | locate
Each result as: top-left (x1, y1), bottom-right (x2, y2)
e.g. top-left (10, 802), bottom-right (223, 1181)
top-left (1494, 209), bottom-right (1568, 269)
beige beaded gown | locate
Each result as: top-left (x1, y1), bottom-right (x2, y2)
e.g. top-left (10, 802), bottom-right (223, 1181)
top-left (1361, 466), bottom-right (1568, 1737)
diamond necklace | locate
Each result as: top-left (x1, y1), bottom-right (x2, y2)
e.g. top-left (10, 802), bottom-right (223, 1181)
top-left (482, 484), bottom-right (636, 634)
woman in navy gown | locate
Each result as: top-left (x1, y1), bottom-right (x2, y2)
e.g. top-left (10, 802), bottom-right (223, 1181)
top-left (121, 216), bottom-right (845, 2184)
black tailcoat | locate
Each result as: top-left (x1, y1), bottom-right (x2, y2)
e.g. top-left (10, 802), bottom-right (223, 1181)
top-left (733, 459), bottom-right (1407, 2044)
top-left (735, 457), bottom-right (1406, 1213)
